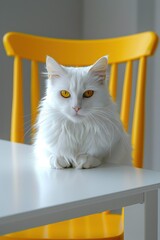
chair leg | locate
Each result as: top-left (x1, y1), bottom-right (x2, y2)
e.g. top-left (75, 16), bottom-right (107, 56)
top-left (124, 204), bottom-right (144, 240)
top-left (144, 190), bottom-right (158, 240)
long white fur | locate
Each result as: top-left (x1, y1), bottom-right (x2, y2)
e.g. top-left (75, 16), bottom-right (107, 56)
top-left (34, 56), bottom-right (132, 169)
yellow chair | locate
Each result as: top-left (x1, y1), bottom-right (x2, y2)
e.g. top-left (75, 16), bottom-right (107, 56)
top-left (2, 31), bottom-right (158, 240)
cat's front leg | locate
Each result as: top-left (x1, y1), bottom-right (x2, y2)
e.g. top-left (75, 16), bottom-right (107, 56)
top-left (75, 154), bottom-right (102, 169)
top-left (50, 155), bottom-right (72, 169)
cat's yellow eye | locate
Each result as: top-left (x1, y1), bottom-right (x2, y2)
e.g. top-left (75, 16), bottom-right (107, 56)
top-left (60, 90), bottom-right (71, 98)
top-left (83, 90), bottom-right (94, 98)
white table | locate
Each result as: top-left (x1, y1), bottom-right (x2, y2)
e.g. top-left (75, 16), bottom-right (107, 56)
top-left (0, 139), bottom-right (160, 239)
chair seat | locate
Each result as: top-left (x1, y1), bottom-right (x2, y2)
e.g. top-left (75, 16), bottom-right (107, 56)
top-left (3, 212), bottom-right (123, 240)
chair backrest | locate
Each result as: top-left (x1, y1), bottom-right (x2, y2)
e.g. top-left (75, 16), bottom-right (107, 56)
top-left (3, 31), bottom-right (158, 168)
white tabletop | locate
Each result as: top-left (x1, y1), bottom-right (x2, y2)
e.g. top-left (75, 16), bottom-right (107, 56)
top-left (0, 139), bottom-right (160, 235)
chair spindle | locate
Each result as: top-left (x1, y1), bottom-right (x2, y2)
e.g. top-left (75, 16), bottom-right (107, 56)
top-left (120, 61), bottom-right (133, 131)
top-left (132, 57), bottom-right (147, 168)
top-left (109, 63), bottom-right (118, 101)
top-left (31, 61), bottom-right (40, 134)
top-left (11, 56), bottom-right (24, 143)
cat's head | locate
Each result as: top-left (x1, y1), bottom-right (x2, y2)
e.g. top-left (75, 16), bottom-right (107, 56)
top-left (45, 55), bottom-right (110, 123)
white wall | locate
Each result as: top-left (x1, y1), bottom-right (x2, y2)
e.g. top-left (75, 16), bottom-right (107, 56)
top-left (82, 0), bottom-right (138, 39)
top-left (152, 0), bottom-right (160, 171)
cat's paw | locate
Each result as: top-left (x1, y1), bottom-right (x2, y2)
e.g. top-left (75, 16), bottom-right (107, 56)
top-left (50, 156), bottom-right (71, 169)
top-left (76, 154), bottom-right (102, 169)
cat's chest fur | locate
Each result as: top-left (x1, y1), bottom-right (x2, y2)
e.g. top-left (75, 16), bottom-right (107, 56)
top-left (42, 113), bottom-right (115, 157)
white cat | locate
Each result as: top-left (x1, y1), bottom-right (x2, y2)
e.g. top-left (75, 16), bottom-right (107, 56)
top-left (34, 56), bottom-right (132, 169)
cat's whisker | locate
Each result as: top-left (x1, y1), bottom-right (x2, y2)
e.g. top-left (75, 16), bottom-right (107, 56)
top-left (95, 111), bottom-right (130, 147)
top-left (90, 111), bottom-right (122, 144)
top-left (88, 112), bottom-right (114, 148)
top-left (89, 107), bottom-right (129, 150)
top-left (24, 126), bottom-right (33, 138)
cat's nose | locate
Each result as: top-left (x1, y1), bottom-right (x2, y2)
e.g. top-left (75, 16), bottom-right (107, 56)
top-left (73, 106), bottom-right (81, 112)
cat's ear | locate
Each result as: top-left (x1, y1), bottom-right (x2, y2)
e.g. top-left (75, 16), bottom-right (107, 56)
top-left (89, 56), bottom-right (108, 84)
top-left (46, 56), bottom-right (66, 79)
